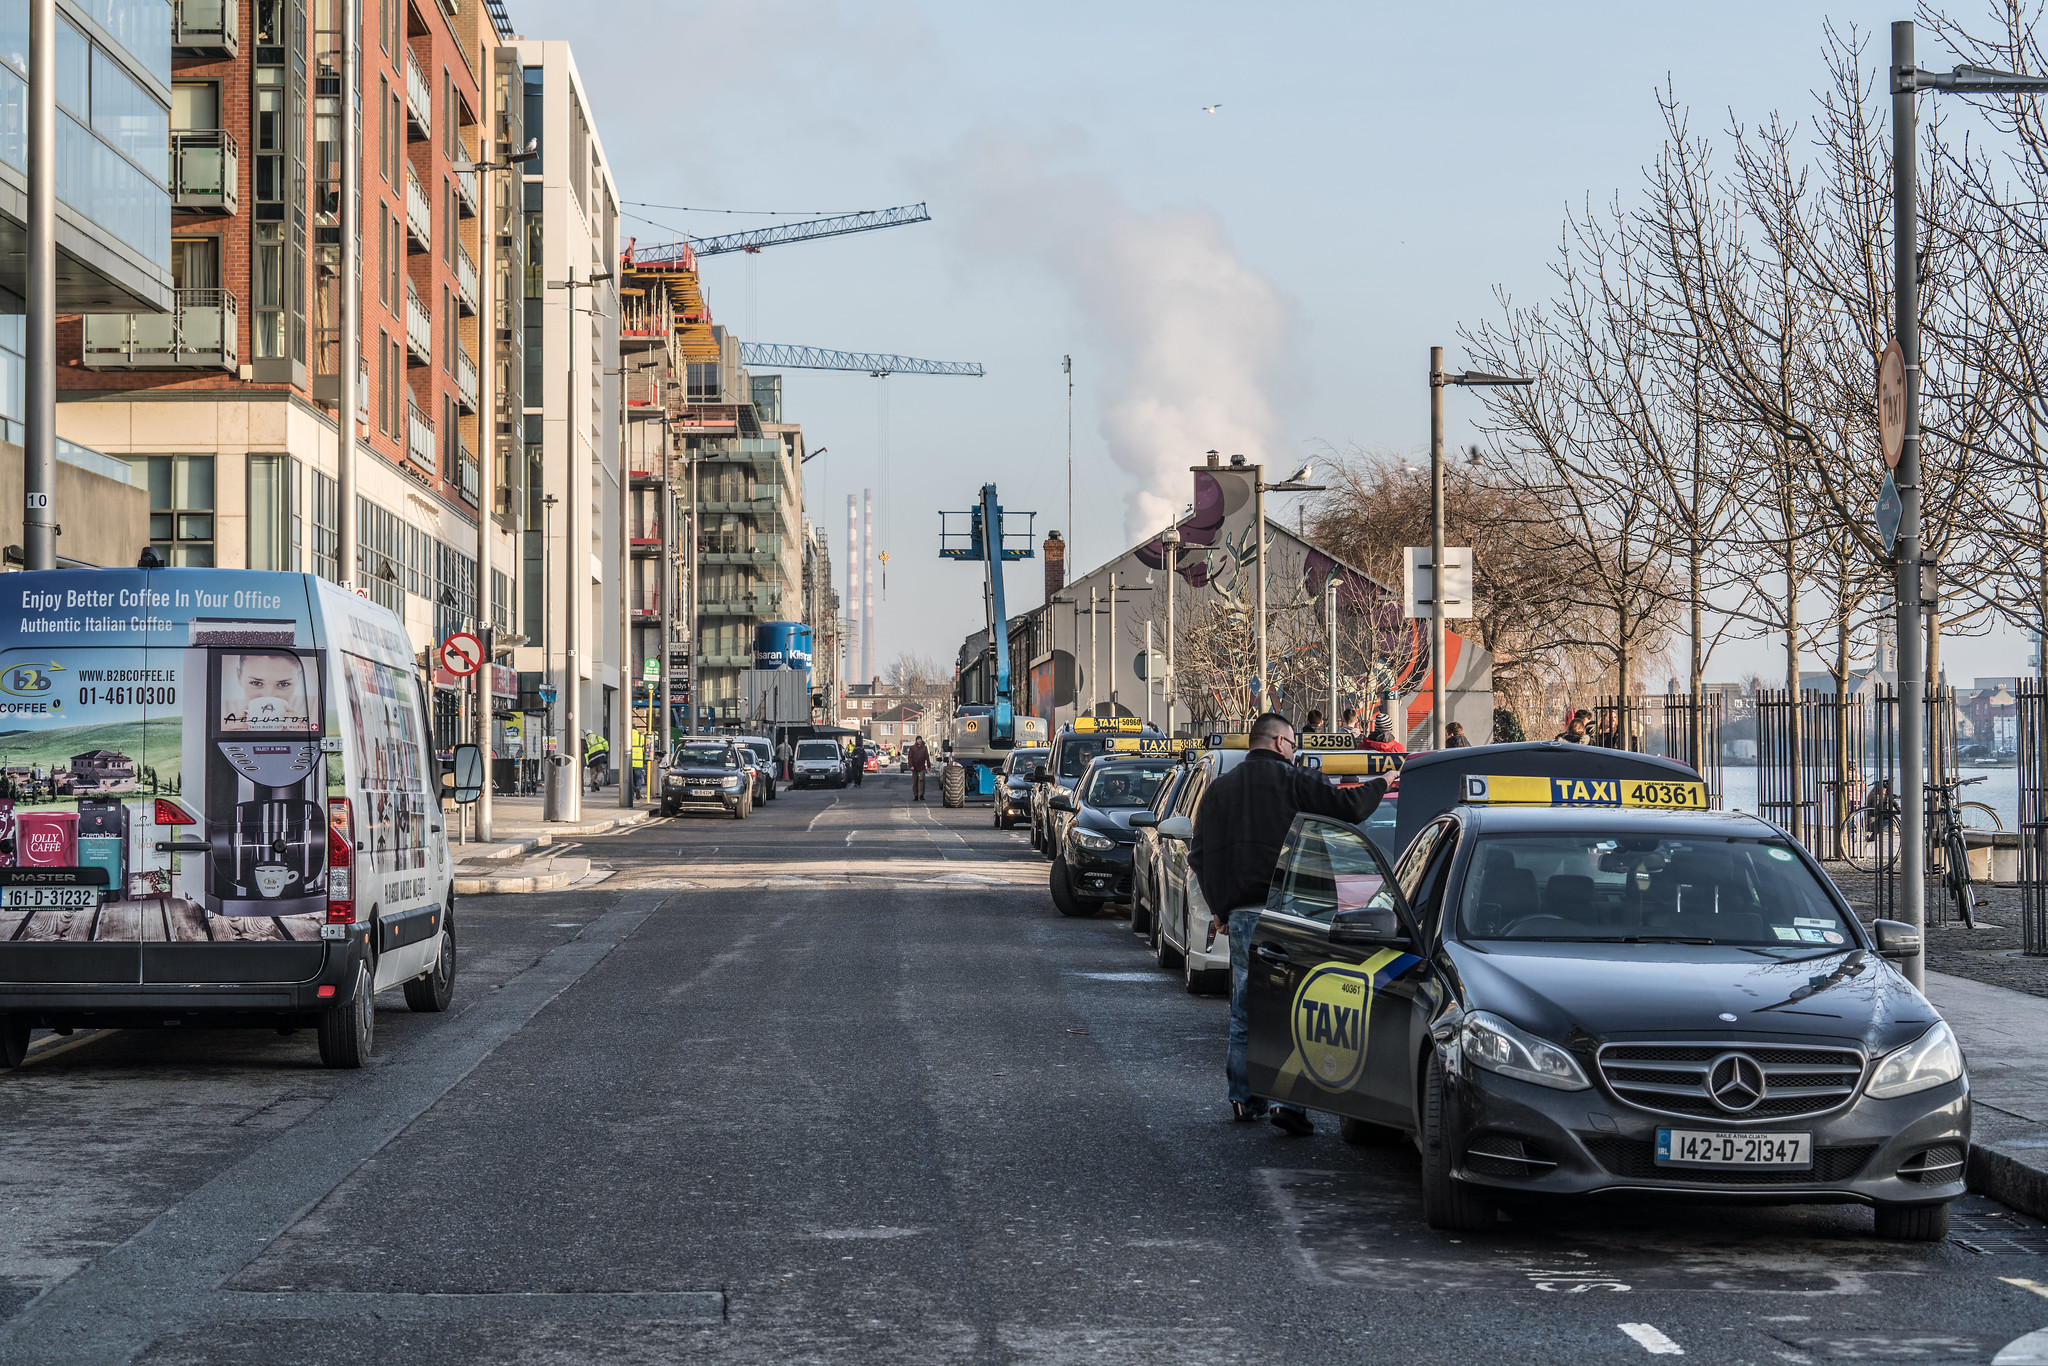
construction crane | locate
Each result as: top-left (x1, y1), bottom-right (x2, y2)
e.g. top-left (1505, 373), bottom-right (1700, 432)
top-left (739, 343), bottom-right (983, 377)
top-left (936, 485), bottom-right (1044, 804)
top-left (629, 204), bottom-right (931, 268)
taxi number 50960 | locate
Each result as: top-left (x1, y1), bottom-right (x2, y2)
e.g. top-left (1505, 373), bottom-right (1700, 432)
top-left (1624, 781), bottom-right (1705, 809)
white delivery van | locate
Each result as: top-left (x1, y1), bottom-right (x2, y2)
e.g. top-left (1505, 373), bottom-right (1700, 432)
top-left (0, 569), bottom-right (482, 1070)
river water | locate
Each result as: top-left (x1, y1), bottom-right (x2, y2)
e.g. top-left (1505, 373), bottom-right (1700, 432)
top-left (1717, 765), bottom-right (2018, 829)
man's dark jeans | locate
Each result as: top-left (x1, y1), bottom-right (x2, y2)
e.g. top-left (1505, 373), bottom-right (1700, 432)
top-left (1228, 908), bottom-right (1305, 1121)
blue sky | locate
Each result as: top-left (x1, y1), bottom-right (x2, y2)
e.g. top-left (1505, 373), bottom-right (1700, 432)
top-left (513, 0), bottom-right (2029, 688)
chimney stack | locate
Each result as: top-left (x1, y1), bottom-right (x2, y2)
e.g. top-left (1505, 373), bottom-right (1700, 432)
top-left (1044, 530), bottom-right (1065, 604)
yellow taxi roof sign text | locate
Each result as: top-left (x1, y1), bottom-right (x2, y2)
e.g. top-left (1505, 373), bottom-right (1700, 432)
top-left (1462, 773), bottom-right (1708, 811)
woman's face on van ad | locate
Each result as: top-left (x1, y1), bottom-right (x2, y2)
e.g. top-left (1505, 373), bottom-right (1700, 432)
top-left (222, 653), bottom-right (309, 730)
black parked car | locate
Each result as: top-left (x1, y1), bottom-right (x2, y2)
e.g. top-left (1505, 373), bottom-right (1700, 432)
top-left (660, 741), bottom-right (753, 819)
top-left (1047, 753), bottom-right (1175, 917)
top-left (994, 747), bottom-right (1048, 830)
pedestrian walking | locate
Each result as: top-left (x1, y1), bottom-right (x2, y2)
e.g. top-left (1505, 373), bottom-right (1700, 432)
top-left (1360, 713), bottom-right (1406, 754)
top-left (907, 736), bottom-right (931, 801)
top-left (1444, 721), bottom-right (1473, 748)
top-left (1190, 711), bottom-right (1390, 1136)
top-left (582, 730), bottom-right (611, 793)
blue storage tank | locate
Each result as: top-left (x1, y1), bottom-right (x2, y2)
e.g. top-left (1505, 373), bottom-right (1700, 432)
top-left (753, 621), bottom-right (813, 672)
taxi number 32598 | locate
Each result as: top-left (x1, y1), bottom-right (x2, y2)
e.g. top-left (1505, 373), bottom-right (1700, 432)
top-left (1657, 1128), bottom-right (1811, 1167)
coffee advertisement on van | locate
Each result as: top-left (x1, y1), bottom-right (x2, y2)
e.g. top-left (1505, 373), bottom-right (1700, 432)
top-left (0, 570), bottom-right (430, 946)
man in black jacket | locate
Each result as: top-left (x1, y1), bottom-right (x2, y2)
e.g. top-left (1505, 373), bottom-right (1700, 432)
top-left (1192, 711), bottom-right (1389, 1134)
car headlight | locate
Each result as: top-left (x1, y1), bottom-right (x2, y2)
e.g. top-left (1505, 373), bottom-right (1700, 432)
top-left (1461, 1010), bottom-right (1591, 1091)
top-left (1867, 1021), bottom-right (1965, 1099)
top-left (1070, 828), bottom-right (1116, 853)
top-left (723, 775), bottom-right (743, 790)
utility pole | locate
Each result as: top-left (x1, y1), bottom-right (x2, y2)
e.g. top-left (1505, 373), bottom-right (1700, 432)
top-left (1162, 522), bottom-right (1179, 736)
top-left (1089, 586), bottom-right (1098, 716)
top-left (1064, 355), bottom-right (1073, 574)
top-left (1327, 577), bottom-right (1338, 728)
top-left (463, 136), bottom-right (534, 842)
top-left (1108, 571), bottom-right (1117, 715)
top-left (1428, 352), bottom-right (1531, 747)
top-left (543, 268), bottom-right (613, 820)
top-left (335, 0), bottom-right (359, 588)
top-left (1882, 26), bottom-right (2048, 982)
top-left (616, 362), bottom-right (633, 809)
top-left (1144, 619), bottom-right (1153, 727)
top-left (23, 0), bottom-right (53, 572)
top-left (1251, 456), bottom-right (1324, 722)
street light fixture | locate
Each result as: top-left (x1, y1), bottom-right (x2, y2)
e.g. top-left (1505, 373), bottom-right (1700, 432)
top-left (1887, 24), bottom-right (2048, 985)
top-left (1253, 458), bottom-right (1325, 719)
top-left (451, 137), bottom-right (538, 842)
top-left (1161, 522), bottom-right (1181, 734)
top-left (1430, 349), bottom-right (1534, 747)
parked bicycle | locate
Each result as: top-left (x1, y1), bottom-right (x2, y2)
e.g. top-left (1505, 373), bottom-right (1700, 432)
top-left (1838, 775), bottom-right (2000, 928)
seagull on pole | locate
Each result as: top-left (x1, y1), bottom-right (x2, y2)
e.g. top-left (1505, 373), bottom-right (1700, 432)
top-left (1201, 103), bottom-right (1222, 113)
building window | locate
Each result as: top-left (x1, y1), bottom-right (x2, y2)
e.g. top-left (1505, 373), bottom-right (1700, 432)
top-left (311, 468), bottom-right (339, 581)
top-left (377, 75), bottom-right (389, 182)
top-left (247, 453), bottom-right (301, 571)
top-left (376, 328), bottom-right (391, 433)
top-left (126, 455), bottom-right (214, 567)
top-left (376, 211), bottom-right (388, 306)
top-left (388, 209), bottom-right (400, 303)
top-left (442, 283), bottom-right (453, 370)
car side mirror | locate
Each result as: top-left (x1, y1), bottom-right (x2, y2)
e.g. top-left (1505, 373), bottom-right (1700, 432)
top-left (1128, 811), bottom-right (1157, 828)
top-left (1329, 905), bottom-right (1407, 946)
top-left (1032, 766), bottom-right (1050, 782)
top-left (448, 744), bottom-right (485, 805)
top-left (1156, 815), bottom-right (1194, 841)
top-left (1049, 792), bottom-right (1077, 812)
top-left (1872, 918), bottom-right (1921, 961)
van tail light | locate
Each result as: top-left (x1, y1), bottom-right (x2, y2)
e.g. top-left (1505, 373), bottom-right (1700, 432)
top-left (327, 798), bottom-right (354, 925)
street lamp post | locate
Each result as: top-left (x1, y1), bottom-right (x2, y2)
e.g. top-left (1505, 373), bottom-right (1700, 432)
top-left (1428, 350), bottom-right (1533, 747)
top-left (1162, 522), bottom-right (1180, 736)
top-left (456, 137), bottom-right (537, 842)
top-left (542, 268), bottom-right (614, 823)
top-left (1886, 24), bottom-right (2048, 985)
top-left (1250, 457), bottom-right (1324, 721)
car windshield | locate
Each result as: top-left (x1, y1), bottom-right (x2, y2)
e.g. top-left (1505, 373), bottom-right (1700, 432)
top-left (740, 741), bottom-right (771, 762)
top-left (1080, 763), bottom-right (1170, 809)
top-left (796, 742), bottom-right (838, 761)
top-left (1457, 833), bottom-right (1854, 947)
top-left (1058, 740), bottom-right (1103, 780)
top-left (1007, 749), bottom-right (1048, 776)
top-left (672, 745), bottom-right (738, 769)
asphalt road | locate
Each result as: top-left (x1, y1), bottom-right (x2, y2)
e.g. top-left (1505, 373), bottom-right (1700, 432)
top-left (3, 773), bottom-right (2047, 1365)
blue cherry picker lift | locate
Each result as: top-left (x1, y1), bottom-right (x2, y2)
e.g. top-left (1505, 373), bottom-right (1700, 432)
top-left (937, 484), bottom-right (1048, 806)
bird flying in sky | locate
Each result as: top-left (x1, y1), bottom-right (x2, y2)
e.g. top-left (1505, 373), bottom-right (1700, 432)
top-left (1201, 103), bottom-right (1222, 113)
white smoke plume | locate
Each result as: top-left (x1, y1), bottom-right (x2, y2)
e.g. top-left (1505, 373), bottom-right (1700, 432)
top-left (931, 127), bottom-right (1300, 539)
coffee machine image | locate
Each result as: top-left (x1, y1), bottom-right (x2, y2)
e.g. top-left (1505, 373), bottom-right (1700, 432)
top-left (181, 618), bottom-right (328, 920)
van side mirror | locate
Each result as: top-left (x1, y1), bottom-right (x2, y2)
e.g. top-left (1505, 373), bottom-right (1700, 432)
top-left (1156, 815), bottom-right (1194, 841)
top-left (1872, 918), bottom-right (1921, 961)
top-left (448, 744), bottom-right (485, 805)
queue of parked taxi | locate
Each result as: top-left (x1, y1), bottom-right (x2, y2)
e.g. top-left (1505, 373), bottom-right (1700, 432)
top-left (998, 711), bottom-right (1971, 1243)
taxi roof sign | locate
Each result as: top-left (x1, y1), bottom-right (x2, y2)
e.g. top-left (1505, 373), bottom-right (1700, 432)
top-left (1306, 752), bottom-right (1404, 776)
top-left (1206, 733), bottom-right (1250, 750)
top-left (1072, 715), bottom-right (1145, 735)
top-left (1300, 732), bottom-right (1368, 751)
top-left (1463, 773), bottom-right (1707, 810)
top-left (1389, 741), bottom-right (1708, 857)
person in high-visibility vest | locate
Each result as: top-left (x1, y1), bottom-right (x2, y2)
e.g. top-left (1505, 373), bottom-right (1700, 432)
top-left (583, 730), bottom-right (611, 792)
top-left (630, 729), bottom-right (649, 799)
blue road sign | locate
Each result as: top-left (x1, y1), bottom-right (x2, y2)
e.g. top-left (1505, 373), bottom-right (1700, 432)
top-left (1876, 475), bottom-right (1902, 554)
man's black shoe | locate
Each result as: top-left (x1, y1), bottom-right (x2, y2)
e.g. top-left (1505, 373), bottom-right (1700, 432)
top-left (1231, 1100), bottom-right (1269, 1122)
top-left (1269, 1107), bottom-right (1313, 1137)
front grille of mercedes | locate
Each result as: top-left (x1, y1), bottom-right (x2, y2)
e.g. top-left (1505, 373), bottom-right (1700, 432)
top-left (1596, 1042), bottom-right (1866, 1122)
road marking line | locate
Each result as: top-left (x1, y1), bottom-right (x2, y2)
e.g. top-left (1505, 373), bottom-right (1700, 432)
top-left (806, 796), bottom-right (841, 832)
top-left (1619, 1324), bottom-right (1684, 1355)
top-left (2001, 1277), bottom-right (2048, 1299)
top-left (1996, 1328), bottom-right (2048, 1364)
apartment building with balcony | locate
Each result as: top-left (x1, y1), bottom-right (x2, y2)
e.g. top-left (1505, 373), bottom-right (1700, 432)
top-left (0, 0), bottom-right (173, 567)
top-left (507, 37), bottom-right (620, 749)
top-left (55, 0), bottom-right (500, 722)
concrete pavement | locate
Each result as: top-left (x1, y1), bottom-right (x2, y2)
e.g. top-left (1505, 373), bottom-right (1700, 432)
top-left (5, 777), bottom-right (2048, 1364)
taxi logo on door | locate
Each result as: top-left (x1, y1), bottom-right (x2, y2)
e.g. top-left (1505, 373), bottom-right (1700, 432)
top-left (1289, 962), bottom-right (1373, 1091)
